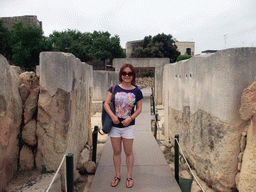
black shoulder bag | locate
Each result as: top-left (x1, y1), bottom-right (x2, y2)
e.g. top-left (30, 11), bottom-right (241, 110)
top-left (101, 86), bottom-right (115, 133)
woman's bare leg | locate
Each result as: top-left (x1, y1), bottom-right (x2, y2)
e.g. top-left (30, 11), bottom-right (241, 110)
top-left (110, 137), bottom-right (122, 186)
top-left (123, 138), bottom-right (134, 187)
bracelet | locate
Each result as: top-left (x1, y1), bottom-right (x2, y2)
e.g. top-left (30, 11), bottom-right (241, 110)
top-left (130, 116), bottom-right (134, 120)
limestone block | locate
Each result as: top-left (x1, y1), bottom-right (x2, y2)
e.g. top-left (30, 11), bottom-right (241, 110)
top-left (91, 101), bottom-right (103, 114)
top-left (136, 77), bottom-right (155, 89)
top-left (24, 87), bottom-right (40, 124)
top-left (83, 161), bottom-right (96, 174)
top-left (238, 122), bottom-right (256, 192)
top-left (97, 133), bottom-right (108, 143)
top-left (11, 65), bottom-right (22, 74)
top-left (170, 147), bottom-right (175, 156)
top-left (168, 163), bottom-right (174, 172)
top-left (160, 145), bottom-right (167, 153)
top-left (190, 170), bottom-right (214, 192)
top-left (22, 119), bottom-right (37, 146)
top-left (191, 180), bottom-right (202, 192)
top-left (82, 175), bottom-right (94, 192)
top-left (180, 170), bottom-right (192, 179)
top-left (169, 108), bottom-right (241, 192)
top-left (77, 147), bottom-right (90, 169)
top-left (20, 145), bottom-right (34, 170)
top-left (37, 52), bottom-right (93, 189)
top-left (19, 84), bottom-right (30, 104)
top-left (239, 77), bottom-right (256, 120)
top-left (19, 71), bottom-right (39, 91)
top-left (0, 54), bottom-right (22, 191)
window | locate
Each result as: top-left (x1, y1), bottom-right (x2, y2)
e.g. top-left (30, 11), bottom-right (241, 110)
top-left (186, 48), bottom-right (191, 55)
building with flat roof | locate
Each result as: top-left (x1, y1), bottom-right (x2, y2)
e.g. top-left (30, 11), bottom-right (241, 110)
top-left (126, 39), bottom-right (195, 58)
top-left (175, 40), bottom-right (195, 56)
top-left (0, 15), bottom-right (42, 29)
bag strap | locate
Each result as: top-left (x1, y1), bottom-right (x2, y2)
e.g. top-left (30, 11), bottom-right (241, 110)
top-left (111, 85), bottom-right (115, 100)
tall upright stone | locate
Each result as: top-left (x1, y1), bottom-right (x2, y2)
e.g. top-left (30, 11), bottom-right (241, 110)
top-left (36, 52), bottom-right (93, 188)
top-left (0, 55), bottom-right (22, 191)
top-left (163, 48), bottom-right (256, 191)
top-left (238, 77), bottom-right (256, 192)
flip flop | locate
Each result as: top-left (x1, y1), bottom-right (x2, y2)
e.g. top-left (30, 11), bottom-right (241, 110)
top-left (126, 178), bottom-right (134, 188)
top-left (111, 177), bottom-right (121, 187)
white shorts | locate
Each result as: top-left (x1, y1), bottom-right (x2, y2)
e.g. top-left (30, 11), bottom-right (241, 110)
top-left (109, 125), bottom-right (135, 139)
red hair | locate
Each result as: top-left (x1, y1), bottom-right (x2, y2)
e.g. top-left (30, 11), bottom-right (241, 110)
top-left (119, 63), bottom-right (136, 85)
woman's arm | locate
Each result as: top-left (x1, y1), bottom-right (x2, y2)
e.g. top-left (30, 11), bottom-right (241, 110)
top-left (103, 91), bottom-right (120, 125)
top-left (131, 99), bottom-right (143, 120)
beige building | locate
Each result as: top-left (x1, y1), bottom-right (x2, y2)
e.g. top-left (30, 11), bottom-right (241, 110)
top-left (0, 15), bottom-right (42, 29)
top-left (126, 39), bottom-right (195, 57)
top-left (175, 40), bottom-right (195, 56)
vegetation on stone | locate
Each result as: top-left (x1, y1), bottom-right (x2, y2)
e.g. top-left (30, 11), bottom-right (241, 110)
top-left (177, 54), bottom-right (192, 62)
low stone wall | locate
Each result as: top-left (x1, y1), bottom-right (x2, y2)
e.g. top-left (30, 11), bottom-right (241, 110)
top-left (137, 77), bottom-right (154, 89)
top-left (163, 48), bottom-right (256, 191)
top-left (0, 55), bottom-right (23, 191)
top-left (92, 70), bottom-right (119, 101)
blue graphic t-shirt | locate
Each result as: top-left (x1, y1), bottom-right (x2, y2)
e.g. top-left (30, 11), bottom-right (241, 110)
top-left (108, 85), bottom-right (143, 128)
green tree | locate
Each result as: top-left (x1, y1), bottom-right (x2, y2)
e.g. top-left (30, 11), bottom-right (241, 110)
top-left (89, 31), bottom-right (125, 62)
top-left (49, 29), bottom-right (91, 61)
top-left (0, 19), bottom-right (12, 60)
top-left (49, 30), bottom-right (126, 64)
top-left (131, 33), bottom-right (180, 62)
top-left (10, 22), bottom-right (52, 70)
top-left (176, 54), bottom-right (192, 62)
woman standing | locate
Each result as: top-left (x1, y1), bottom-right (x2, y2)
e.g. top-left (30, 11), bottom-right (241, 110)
top-left (103, 63), bottom-right (143, 188)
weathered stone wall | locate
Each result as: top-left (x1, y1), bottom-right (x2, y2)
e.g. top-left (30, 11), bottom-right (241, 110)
top-left (163, 48), bottom-right (256, 191)
top-left (92, 71), bottom-right (119, 101)
top-left (36, 52), bottom-right (93, 186)
top-left (113, 58), bottom-right (169, 105)
top-left (19, 71), bottom-right (40, 171)
top-left (137, 77), bottom-right (154, 89)
top-left (0, 55), bottom-right (23, 191)
top-left (238, 78), bottom-right (256, 192)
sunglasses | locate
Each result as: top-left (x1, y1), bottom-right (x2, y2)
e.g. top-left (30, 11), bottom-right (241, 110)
top-left (122, 72), bottom-right (133, 76)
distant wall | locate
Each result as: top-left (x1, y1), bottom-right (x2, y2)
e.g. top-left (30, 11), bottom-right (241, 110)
top-left (163, 48), bottom-right (256, 191)
top-left (113, 58), bottom-right (169, 105)
top-left (92, 71), bottom-right (119, 101)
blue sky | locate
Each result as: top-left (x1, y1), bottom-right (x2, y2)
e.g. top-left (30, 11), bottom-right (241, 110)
top-left (1, 0), bottom-right (256, 54)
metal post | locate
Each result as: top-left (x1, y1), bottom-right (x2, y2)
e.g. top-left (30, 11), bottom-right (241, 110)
top-left (175, 134), bottom-right (179, 185)
top-left (66, 153), bottom-right (74, 192)
top-left (152, 96), bottom-right (155, 115)
top-left (92, 126), bottom-right (99, 163)
top-left (154, 114), bottom-right (158, 139)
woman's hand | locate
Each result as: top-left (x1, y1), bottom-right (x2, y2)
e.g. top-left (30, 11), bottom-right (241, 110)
top-left (111, 115), bottom-right (120, 125)
top-left (121, 117), bottom-right (133, 127)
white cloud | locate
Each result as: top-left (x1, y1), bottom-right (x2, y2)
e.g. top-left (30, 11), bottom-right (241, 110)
top-left (1, 0), bottom-right (256, 54)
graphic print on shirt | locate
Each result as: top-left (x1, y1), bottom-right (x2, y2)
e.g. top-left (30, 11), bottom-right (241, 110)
top-left (115, 91), bottom-right (136, 119)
